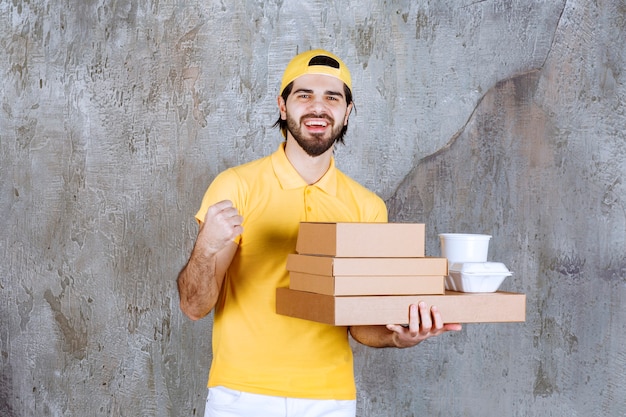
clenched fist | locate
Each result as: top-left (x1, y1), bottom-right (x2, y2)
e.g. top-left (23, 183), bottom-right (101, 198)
top-left (197, 200), bottom-right (244, 255)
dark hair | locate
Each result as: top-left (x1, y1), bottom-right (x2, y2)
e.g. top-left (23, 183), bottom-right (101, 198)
top-left (273, 82), bottom-right (354, 145)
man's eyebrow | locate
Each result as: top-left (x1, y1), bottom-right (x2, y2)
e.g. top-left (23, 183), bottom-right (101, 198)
top-left (325, 90), bottom-right (344, 98)
top-left (292, 88), bottom-right (344, 98)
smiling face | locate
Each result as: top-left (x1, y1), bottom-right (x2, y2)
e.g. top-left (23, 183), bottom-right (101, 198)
top-left (278, 74), bottom-right (353, 157)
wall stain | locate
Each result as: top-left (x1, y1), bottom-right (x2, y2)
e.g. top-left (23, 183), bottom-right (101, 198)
top-left (533, 315), bottom-right (579, 399)
top-left (43, 288), bottom-right (88, 360)
top-left (534, 317), bottom-right (579, 355)
top-left (415, 9), bottom-right (435, 40)
top-left (354, 21), bottom-right (374, 69)
top-left (127, 304), bottom-right (150, 334)
top-left (18, 285), bottom-right (34, 331)
top-left (533, 361), bottom-right (557, 398)
top-left (600, 177), bottom-right (623, 214)
top-left (0, 363), bottom-right (15, 416)
top-left (599, 256), bottom-right (626, 283)
top-left (547, 253), bottom-right (586, 279)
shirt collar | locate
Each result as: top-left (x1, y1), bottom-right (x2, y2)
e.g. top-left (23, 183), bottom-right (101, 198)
top-left (271, 142), bottom-right (338, 196)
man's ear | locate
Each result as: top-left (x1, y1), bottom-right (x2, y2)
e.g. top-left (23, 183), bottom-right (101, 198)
top-left (344, 103), bottom-right (353, 126)
top-left (277, 96), bottom-right (287, 120)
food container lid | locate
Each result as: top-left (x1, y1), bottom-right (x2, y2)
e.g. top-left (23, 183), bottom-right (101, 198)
top-left (449, 262), bottom-right (512, 276)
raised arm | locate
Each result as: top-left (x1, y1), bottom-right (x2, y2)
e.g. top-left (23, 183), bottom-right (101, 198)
top-left (349, 303), bottom-right (462, 348)
top-left (177, 200), bottom-right (243, 321)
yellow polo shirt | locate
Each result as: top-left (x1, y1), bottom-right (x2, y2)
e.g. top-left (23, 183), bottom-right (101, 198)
top-left (195, 143), bottom-right (387, 400)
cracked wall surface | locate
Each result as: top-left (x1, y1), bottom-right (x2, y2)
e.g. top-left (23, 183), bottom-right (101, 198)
top-left (1, 0), bottom-right (625, 416)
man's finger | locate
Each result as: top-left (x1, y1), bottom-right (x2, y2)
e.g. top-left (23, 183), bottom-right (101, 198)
top-left (408, 304), bottom-right (420, 334)
top-left (418, 302), bottom-right (432, 333)
top-left (430, 305), bottom-right (444, 330)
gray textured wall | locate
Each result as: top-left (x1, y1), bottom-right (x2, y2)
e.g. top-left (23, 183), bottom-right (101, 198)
top-left (1, 0), bottom-right (625, 416)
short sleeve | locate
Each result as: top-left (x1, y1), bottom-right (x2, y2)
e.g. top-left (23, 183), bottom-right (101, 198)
top-left (194, 168), bottom-right (246, 224)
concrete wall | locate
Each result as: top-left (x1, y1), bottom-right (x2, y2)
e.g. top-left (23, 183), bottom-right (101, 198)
top-left (1, 0), bottom-right (625, 415)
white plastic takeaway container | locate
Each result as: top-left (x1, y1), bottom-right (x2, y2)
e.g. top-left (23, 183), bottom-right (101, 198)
top-left (439, 233), bottom-right (491, 263)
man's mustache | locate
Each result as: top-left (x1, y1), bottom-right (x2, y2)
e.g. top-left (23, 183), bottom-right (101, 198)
top-left (300, 113), bottom-right (334, 124)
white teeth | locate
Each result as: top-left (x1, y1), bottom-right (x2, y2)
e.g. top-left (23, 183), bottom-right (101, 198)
top-left (305, 121), bottom-right (328, 127)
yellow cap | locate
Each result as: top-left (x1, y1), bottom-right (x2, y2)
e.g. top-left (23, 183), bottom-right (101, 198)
top-left (279, 49), bottom-right (352, 95)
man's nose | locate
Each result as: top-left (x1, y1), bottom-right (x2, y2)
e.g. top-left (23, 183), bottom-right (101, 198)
top-left (308, 96), bottom-right (327, 113)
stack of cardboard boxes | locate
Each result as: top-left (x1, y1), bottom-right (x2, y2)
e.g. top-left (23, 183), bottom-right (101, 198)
top-left (276, 222), bottom-right (526, 326)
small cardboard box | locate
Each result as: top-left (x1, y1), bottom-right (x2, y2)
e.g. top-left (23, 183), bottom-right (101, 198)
top-left (286, 254), bottom-right (447, 276)
top-left (276, 288), bottom-right (526, 326)
top-left (295, 222), bottom-right (425, 257)
top-left (289, 272), bottom-right (445, 296)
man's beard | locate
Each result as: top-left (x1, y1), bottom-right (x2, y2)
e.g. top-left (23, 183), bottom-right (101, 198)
top-left (286, 113), bottom-right (343, 157)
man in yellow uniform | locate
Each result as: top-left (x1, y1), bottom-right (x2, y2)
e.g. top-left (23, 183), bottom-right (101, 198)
top-left (177, 49), bottom-right (462, 417)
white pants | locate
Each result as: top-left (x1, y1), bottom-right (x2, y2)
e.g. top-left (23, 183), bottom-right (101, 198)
top-left (204, 386), bottom-right (357, 417)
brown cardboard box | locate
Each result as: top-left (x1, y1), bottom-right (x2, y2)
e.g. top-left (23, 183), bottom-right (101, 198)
top-left (276, 287), bottom-right (526, 326)
top-left (286, 254), bottom-right (447, 276)
top-left (289, 271), bottom-right (445, 296)
top-left (295, 222), bottom-right (425, 257)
